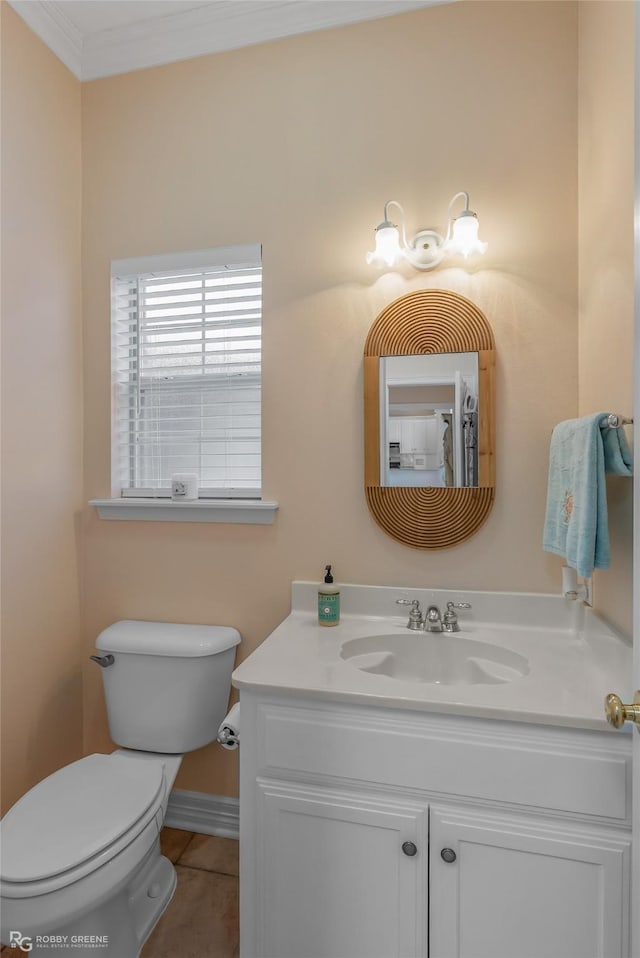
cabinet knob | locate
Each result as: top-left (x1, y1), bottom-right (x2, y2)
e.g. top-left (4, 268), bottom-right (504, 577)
top-left (401, 841), bottom-right (418, 857)
top-left (440, 847), bottom-right (457, 864)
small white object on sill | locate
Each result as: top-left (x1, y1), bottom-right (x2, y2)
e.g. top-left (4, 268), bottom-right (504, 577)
top-left (89, 498), bottom-right (278, 524)
top-left (171, 474), bottom-right (199, 500)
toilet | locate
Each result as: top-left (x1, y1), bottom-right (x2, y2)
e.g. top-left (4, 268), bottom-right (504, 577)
top-left (0, 620), bottom-right (241, 958)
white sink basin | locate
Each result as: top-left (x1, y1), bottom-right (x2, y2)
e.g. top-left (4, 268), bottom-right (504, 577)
top-left (340, 633), bottom-right (530, 686)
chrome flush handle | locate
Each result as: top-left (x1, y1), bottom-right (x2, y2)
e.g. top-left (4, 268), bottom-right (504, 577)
top-left (90, 654), bottom-right (115, 668)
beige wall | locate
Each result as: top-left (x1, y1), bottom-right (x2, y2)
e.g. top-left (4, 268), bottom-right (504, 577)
top-left (81, 1), bottom-right (582, 795)
top-left (578, 0), bottom-right (635, 637)
top-left (0, 4), bottom-right (84, 813)
top-left (1, 0), bottom-right (632, 807)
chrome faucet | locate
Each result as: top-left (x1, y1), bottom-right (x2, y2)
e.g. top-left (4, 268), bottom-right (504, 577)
top-left (424, 605), bottom-right (443, 632)
top-left (397, 598), bottom-right (472, 632)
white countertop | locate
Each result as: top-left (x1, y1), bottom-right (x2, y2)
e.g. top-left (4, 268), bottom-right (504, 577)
top-left (232, 582), bottom-right (634, 732)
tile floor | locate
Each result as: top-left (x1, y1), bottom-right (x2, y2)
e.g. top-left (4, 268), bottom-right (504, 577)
top-left (142, 829), bottom-right (239, 958)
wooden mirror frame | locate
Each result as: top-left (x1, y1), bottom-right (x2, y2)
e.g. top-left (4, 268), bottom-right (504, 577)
top-left (364, 289), bottom-right (495, 549)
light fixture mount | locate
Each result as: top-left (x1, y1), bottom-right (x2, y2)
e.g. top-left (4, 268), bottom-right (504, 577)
top-left (404, 229), bottom-right (446, 271)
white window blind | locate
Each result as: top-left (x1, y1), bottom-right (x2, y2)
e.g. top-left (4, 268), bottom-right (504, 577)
top-left (111, 244), bottom-right (262, 498)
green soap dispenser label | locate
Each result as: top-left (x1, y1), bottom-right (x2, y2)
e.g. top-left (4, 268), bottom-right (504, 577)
top-left (318, 591), bottom-right (340, 625)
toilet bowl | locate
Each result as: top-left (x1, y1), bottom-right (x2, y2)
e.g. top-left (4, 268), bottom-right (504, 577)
top-left (0, 621), bottom-right (241, 958)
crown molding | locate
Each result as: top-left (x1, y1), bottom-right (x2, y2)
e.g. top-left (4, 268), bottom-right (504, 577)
top-left (8, 0), bottom-right (83, 77)
top-left (8, 0), bottom-right (445, 82)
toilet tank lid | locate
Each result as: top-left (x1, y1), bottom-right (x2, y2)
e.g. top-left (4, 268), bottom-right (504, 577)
top-left (96, 620), bottom-right (241, 657)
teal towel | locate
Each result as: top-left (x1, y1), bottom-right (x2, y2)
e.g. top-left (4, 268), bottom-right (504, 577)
top-left (542, 412), bottom-right (633, 578)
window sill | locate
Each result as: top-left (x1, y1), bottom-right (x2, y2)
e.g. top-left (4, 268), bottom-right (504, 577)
top-left (89, 498), bottom-right (279, 524)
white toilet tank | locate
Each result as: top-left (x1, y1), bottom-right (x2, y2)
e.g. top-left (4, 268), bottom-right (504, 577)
top-left (93, 620), bottom-right (241, 753)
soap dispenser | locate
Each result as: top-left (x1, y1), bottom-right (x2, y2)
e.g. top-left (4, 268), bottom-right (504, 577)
top-left (318, 565), bottom-right (340, 627)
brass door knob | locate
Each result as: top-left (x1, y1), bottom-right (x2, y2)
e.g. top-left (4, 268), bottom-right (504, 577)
top-left (604, 691), bottom-right (640, 728)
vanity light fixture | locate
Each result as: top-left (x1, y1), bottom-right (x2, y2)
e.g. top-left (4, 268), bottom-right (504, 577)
top-left (366, 191), bottom-right (487, 271)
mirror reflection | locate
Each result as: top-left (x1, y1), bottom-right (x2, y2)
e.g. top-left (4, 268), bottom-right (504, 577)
top-left (381, 353), bottom-right (479, 488)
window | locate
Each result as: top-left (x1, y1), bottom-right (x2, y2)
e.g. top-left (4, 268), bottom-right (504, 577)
top-left (111, 245), bottom-right (262, 500)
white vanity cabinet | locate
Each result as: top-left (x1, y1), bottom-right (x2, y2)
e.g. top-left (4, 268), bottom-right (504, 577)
top-left (429, 805), bottom-right (628, 958)
top-left (257, 781), bottom-right (428, 958)
top-left (238, 693), bottom-right (632, 958)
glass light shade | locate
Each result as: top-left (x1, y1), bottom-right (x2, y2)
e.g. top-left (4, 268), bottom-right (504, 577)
top-left (447, 211), bottom-right (488, 258)
top-left (366, 222), bottom-right (402, 267)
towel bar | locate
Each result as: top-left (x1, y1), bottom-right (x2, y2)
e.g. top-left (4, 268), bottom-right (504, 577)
top-left (601, 414), bottom-right (633, 429)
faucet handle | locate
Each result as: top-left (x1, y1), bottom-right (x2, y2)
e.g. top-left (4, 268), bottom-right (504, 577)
top-left (443, 601), bottom-right (472, 633)
top-left (396, 598), bottom-right (421, 609)
top-left (396, 598), bottom-right (424, 630)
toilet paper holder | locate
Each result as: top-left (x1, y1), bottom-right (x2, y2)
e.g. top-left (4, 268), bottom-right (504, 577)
top-left (217, 702), bottom-right (240, 750)
top-left (217, 727), bottom-right (238, 747)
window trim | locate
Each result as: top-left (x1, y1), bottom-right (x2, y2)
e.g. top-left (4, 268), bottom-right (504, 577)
top-left (89, 498), bottom-right (278, 524)
top-left (95, 243), bottom-right (273, 522)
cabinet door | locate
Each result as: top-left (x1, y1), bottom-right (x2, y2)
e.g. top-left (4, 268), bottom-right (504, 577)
top-left (430, 805), bottom-right (630, 958)
top-left (399, 419), bottom-right (414, 453)
top-left (388, 419), bottom-right (402, 444)
top-left (414, 417), bottom-right (431, 456)
top-left (256, 781), bottom-right (428, 958)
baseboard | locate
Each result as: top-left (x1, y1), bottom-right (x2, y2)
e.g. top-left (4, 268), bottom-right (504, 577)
top-left (165, 789), bottom-right (239, 839)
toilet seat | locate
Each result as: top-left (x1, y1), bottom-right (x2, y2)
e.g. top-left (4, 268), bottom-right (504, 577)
top-left (0, 753), bottom-right (166, 895)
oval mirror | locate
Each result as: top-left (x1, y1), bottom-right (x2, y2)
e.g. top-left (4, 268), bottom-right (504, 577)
top-left (364, 289), bottom-right (495, 549)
